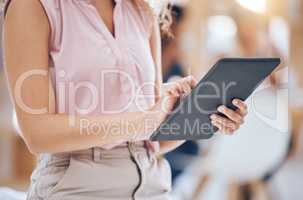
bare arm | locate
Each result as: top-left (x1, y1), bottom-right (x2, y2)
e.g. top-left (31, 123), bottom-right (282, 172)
top-left (4, 0), bottom-right (167, 154)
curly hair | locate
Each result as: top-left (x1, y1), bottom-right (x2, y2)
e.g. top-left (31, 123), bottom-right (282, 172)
top-left (158, 3), bottom-right (173, 36)
top-left (134, 0), bottom-right (173, 36)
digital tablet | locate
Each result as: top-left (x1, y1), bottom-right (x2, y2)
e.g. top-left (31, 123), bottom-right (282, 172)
top-left (150, 58), bottom-right (281, 141)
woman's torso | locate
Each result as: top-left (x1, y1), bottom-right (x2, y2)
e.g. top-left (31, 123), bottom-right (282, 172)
top-left (46, 0), bottom-right (156, 114)
top-left (29, 0), bottom-right (159, 149)
top-left (3, 0), bottom-right (172, 199)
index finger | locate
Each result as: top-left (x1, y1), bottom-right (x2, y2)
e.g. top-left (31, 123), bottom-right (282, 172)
top-left (184, 76), bottom-right (198, 88)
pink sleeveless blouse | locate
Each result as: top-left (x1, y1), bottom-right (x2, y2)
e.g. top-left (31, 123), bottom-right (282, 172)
top-left (11, 0), bottom-right (159, 150)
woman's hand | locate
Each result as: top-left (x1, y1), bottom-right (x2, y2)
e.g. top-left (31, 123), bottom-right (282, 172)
top-left (160, 76), bottom-right (248, 135)
top-left (139, 76), bottom-right (197, 140)
top-left (144, 76), bottom-right (248, 140)
top-left (162, 76), bottom-right (197, 97)
top-left (210, 99), bottom-right (248, 134)
top-left (157, 76), bottom-right (197, 114)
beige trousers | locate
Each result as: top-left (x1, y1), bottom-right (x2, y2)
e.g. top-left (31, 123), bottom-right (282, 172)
top-left (27, 142), bottom-right (171, 200)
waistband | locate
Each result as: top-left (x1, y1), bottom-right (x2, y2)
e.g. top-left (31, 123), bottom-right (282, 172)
top-left (41, 141), bottom-right (149, 163)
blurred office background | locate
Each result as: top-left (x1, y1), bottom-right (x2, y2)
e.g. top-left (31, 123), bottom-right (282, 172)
top-left (1, 0), bottom-right (303, 199)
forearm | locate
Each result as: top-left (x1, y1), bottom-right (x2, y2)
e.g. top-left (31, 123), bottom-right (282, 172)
top-left (20, 111), bottom-right (158, 154)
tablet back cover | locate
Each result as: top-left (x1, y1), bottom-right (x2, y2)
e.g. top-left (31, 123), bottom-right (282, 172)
top-left (151, 58), bottom-right (280, 141)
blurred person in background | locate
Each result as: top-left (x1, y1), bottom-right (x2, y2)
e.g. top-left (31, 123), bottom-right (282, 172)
top-left (172, 2), bottom-right (290, 200)
top-left (267, 1), bottom-right (303, 199)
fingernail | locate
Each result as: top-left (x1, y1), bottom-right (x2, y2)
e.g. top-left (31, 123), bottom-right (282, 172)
top-left (210, 115), bottom-right (216, 120)
top-left (218, 106), bottom-right (224, 112)
top-left (233, 99), bottom-right (238, 104)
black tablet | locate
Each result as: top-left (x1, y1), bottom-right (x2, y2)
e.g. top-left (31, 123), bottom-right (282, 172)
top-left (150, 58), bottom-right (281, 141)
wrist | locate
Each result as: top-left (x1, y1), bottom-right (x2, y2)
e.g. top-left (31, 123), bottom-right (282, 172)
top-left (125, 112), bottom-right (154, 142)
top-left (140, 109), bottom-right (164, 139)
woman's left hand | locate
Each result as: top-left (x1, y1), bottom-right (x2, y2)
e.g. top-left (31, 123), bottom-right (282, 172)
top-left (210, 99), bottom-right (248, 135)
top-left (162, 77), bottom-right (248, 135)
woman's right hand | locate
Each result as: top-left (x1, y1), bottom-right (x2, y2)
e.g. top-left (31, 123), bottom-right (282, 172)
top-left (134, 76), bottom-right (197, 141)
top-left (157, 75), bottom-right (197, 116)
